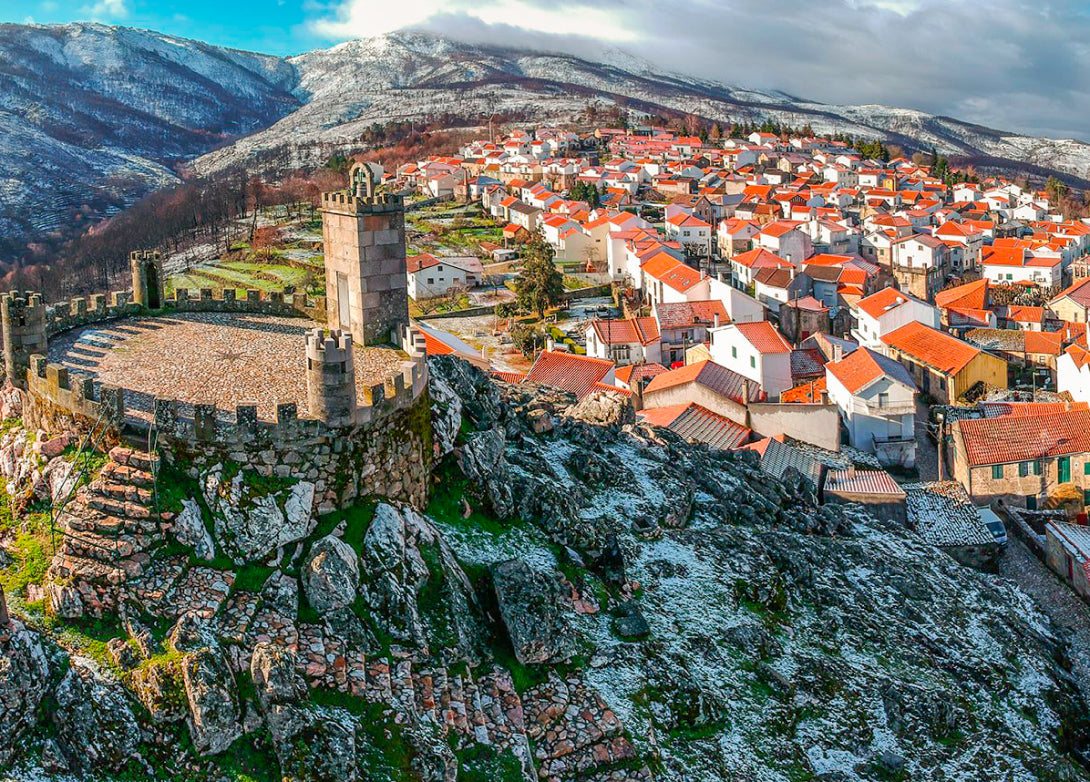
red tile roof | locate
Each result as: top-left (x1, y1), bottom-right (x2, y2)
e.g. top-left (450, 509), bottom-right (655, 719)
top-left (958, 409), bottom-right (1090, 466)
top-left (825, 469), bottom-right (906, 497)
top-left (780, 377), bottom-right (827, 403)
top-left (1051, 277), bottom-right (1090, 307)
top-left (825, 346), bottom-right (915, 394)
top-left (881, 321), bottom-right (982, 375)
top-left (525, 351), bottom-right (615, 399)
top-left (643, 360), bottom-right (763, 403)
top-left (654, 300), bottom-right (729, 330)
top-left (590, 317), bottom-right (660, 345)
top-left (638, 402), bottom-right (750, 449)
top-left (855, 287), bottom-right (922, 320)
top-left (734, 321), bottom-right (792, 354)
top-left (614, 363), bottom-right (668, 386)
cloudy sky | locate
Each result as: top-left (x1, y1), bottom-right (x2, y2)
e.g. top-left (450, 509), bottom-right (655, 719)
top-left (4, 0), bottom-right (1089, 141)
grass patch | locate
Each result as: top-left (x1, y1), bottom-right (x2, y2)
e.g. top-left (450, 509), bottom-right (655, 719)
top-left (233, 562), bottom-right (276, 593)
top-left (309, 691), bottom-right (417, 781)
top-left (455, 743), bottom-right (524, 782)
top-left (426, 458), bottom-right (516, 537)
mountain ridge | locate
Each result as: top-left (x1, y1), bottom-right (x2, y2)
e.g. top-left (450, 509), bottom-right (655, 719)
top-left (4, 23), bottom-right (1090, 257)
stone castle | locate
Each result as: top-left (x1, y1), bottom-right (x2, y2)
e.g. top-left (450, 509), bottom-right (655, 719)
top-left (1, 167), bottom-right (432, 618)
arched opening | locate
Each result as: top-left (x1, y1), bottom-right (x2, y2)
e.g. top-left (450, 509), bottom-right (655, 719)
top-left (145, 262), bottom-right (161, 309)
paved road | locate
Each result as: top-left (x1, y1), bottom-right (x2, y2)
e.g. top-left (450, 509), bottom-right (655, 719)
top-left (999, 536), bottom-right (1090, 703)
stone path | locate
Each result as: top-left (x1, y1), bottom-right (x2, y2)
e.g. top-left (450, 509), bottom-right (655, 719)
top-left (48, 312), bottom-right (407, 422)
top-left (999, 536), bottom-right (1090, 704)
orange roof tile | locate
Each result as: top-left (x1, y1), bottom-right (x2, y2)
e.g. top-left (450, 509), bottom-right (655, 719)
top-left (734, 321), bottom-right (792, 354)
top-left (525, 351), bottom-right (614, 399)
top-left (958, 409), bottom-right (1090, 466)
top-left (880, 322), bottom-right (982, 375)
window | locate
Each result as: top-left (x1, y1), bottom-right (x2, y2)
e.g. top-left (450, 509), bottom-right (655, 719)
top-left (750, 356), bottom-right (756, 368)
top-left (1084, 461), bottom-right (1090, 476)
top-left (1027, 495), bottom-right (1038, 511)
top-left (1034, 460), bottom-right (1042, 476)
top-left (1084, 489), bottom-right (1090, 506)
top-left (732, 346), bottom-right (737, 359)
top-left (1019, 462), bottom-right (1029, 477)
top-left (992, 464), bottom-right (1003, 480)
top-left (1060, 456), bottom-right (1072, 484)
top-left (877, 392), bottom-right (889, 408)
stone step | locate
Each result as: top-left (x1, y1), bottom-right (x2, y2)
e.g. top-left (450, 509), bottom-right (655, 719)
top-left (100, 462), bottom-right (155, 488)
top-left (93, 481), bottom-right (153, 505)
top-left (365, 659), bottom-right (393, 706)
top-left (62, 505), bottom-right (159, 537)
top-left (446, 673), bottom-right (470, 737)
top-left (413, 667), bottom-right (439, 726)
top-left (86, 495), bottom-right (154, 520)
top-left (108, 447), bottom-right (158, 474)
top-left (47, 551), bottom-right (133, 586)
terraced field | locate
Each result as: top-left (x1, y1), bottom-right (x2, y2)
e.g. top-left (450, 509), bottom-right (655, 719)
top-left (167, 260), bottom-right (324, 296)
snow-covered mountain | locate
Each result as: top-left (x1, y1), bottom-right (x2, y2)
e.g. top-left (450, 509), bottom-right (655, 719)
top-left (5, 25), bottom-right (1090, 253)
top-left (0, 22), bottom-right (299, 251)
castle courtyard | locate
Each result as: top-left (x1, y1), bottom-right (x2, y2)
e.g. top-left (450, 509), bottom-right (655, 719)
top-left (47, 311), bottom-right (408, 423)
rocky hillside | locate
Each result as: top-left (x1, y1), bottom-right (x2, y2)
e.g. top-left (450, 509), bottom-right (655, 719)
top-left (0, 23), bottom-right (300, 252)
top-left (0, 357), bottom-right (1088, 781)
top-left (5, 24), bottom-right (1090, 256)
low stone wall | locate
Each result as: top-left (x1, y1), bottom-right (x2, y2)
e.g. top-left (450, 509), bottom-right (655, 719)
top-left (24, 356), bottom-right (125, 441)
top-left (43, 286), bottom-right (327, 338)
top-left (166, 388), bottom-right (434, 512)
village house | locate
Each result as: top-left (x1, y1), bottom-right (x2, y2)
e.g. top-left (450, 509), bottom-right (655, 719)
top-left (406, 254), bottom-right (482, 300)
top-left (952, 407), bottom-right (1090, 510)
top-left (935, 278), bottom-right (996, 329)
top-left (1044, 521), bottom-right (1090, 602)
top-left (709, 320), bottom-right (795, 399)
top-left (653, 300), bottom-right (729, 367)
top-left (880, 321), bottom-right (1007, 403)
top-left (523, 351), bottom-right (620, 400)
top-left (851, 287), bottom-right (940, 348)
top-left (637, 402), bottom-right (752, 450)
top-left (890, 233), bottom-right (948, 299)
top-left (779, 295), bottom-right (830, 344)
top-left (665, 212), bottom-right (713, 257)
top-left (584, 317), bottom-right (662, 366)
top-left (641, 359), bottom-right (764, 424)
top-left (825, 346), bottom-right (918, 468)
top-left (1050, 278), bottom-right (1090, 323)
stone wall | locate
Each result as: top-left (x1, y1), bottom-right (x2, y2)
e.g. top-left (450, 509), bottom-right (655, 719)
top-left (165, 389), bottom-right (433, 512)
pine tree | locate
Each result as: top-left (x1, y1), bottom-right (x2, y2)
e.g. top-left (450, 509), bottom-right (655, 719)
top-left (515, 232), bottom-right (564, 319)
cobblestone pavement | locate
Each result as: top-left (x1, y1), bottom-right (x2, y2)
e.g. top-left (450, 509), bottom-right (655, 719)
top-left (49, 312), bottom-right (407, 422)
top-left (999, 536), bottom-right (1090, 703)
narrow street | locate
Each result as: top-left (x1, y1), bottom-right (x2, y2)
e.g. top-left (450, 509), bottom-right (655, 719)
top-left (999, 536), bottom-right (1090, 704)
top-left (913, 400), bottom-right (940, 483)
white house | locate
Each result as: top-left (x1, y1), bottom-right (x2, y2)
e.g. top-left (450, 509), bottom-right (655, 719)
top-left (709, 320), bottom-right (794, 398)
top-left (407, 254), bottom-right (482, 300)
top-left (665, 212), bottom-right (713, 257)
top-left (584, 316), bottom-right (662, 366)
top-left (825, 346), bottom-right (918, 468)
top-left (1057, 343), bottom-right (1090, 404)
top-left (851, 287), bottom-right (940, 348)
top-left (754, 221), bottom-right (814, 265)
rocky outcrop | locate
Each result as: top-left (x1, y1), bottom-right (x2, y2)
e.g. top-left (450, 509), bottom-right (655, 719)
top-left (492, 559), bottom-right (574, 665)
top-left (251, 643), bottom-right (358, 782)
top-left (52, 658), bottom-right (140, 774)
top-left (203, 465), bottom-right (316, 564)
top-left (359, 502), bottom-right (488, 664)
top-left (173, 499), bottom-right (216, 562)
top-left (0, 619), bottom-right (52, 766)
top-left (301, 534), bottom-right (359, 615)
top-left (181, 645), bottom-right (242, 755)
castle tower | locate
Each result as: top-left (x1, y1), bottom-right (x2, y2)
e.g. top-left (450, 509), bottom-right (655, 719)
top-left (130, 250), bottom-right (164, 309)
top-left (320, 163), bottom-right (409, 347)
top-left (305, 328), bottom-right (357, 427)
top-left (1, 292), bottom-right (47, 389)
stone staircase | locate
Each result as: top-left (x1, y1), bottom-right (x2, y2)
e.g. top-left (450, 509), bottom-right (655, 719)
top-left (46, 447), bottom-right (166, 617)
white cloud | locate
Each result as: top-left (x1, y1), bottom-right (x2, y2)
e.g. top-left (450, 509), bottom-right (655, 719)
top-left (308, 0), bottom-right (1090, 140)
top-left (82, 0), bottom-right (129, 19)
top-left (310, 0), bottom-right (637, 42)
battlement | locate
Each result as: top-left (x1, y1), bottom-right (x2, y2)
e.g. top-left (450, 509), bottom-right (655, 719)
top-left (129, 250), bottom-right (161, 262)
top-left (305, 328), bottom-right (354, 365)
top-left (320, 190), bottom-right (404, 214)
top-left (26, 354), bottom-right (125, 431)
top-left (165, 286), bottom-right (326, 321)
top-left (1, 291), bottom-right (45, 317)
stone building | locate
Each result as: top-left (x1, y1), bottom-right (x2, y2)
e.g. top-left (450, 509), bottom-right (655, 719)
top-left (321, 162), bottom-right (410, 346)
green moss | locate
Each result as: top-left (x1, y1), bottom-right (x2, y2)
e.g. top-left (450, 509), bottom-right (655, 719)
top-left (310, 690), bottom-right (418, 781)
top-left (455, 743), bottom-right (524, 782)
top-left (233, 563), bottom-right (276, 592)
top-left (426, 458), bottom-right (517, 536)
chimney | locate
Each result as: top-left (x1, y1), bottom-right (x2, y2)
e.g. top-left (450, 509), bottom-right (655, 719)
top-left (833, 344), bottom-right (843, 362)
top-left (847, 465), bottom-right (857, 479)
top-left (713, 312), bottom-right (721, 328)
top-left (546, 335), bottom-right (555, 352)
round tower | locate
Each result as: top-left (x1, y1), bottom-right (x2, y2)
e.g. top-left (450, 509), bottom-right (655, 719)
top-left (1, 292), bottom-right (47, 389)
top-left (305, 328), bottom-right (357, 427)
top-left (130, 250), bottom-right (164, 309)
